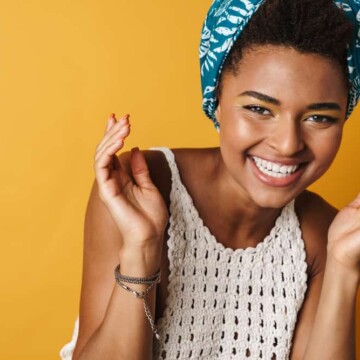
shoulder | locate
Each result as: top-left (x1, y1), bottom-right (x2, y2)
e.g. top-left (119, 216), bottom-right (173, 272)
top-left (295, 190), bottom-right (338, 278)
top-left (117, 146), bottom-right (216, 206)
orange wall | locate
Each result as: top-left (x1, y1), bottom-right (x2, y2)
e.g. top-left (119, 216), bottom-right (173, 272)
top-left (0, 1), bottom-right (359, 358)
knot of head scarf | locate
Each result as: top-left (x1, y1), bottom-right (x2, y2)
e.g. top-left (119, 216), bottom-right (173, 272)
top-left (200, 0), bottom-right (360, 132)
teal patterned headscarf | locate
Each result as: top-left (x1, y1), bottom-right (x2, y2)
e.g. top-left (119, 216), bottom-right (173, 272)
top-left (200, 0), bottom-right (360, 132)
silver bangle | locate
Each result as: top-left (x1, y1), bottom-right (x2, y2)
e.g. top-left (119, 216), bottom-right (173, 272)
top-left (114, 264), bottom-right (160, 285)
top-left (114, 264), bottom-right (161, 340)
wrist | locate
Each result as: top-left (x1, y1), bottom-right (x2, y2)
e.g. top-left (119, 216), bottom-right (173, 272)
top-left (114, 263), bottom-right (160, 294)
top-left (326, 251), bottom-right (360, 286)
top-left (118, 247), bottom-right (162, 278)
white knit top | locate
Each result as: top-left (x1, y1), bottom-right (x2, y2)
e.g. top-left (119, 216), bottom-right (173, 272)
top-left (151, 147), bottom-right (308, 359)
top-left (59, 146), bottom-right (308, 360)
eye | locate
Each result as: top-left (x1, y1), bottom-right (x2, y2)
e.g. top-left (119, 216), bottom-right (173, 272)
top-left (243, 105), bottom-right (272, 115)
top-left (306, 115), bottom-right (338, 124)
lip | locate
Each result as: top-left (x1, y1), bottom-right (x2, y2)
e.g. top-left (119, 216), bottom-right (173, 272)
top-left (248, 156), bottom-right (307, 187)
top-left (250, 155), bottom-right (303, 166)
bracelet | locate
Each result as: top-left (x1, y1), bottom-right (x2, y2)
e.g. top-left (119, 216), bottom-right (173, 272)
top-left (114, 264), bottom-right (161, 285)
top-left (114, 264), bottom-right (161, 340)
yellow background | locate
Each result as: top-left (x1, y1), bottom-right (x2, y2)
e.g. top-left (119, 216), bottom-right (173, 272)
top-left (0, 1), bottom-right (359, 358)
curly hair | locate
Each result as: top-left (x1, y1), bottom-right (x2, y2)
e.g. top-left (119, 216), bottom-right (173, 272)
top-left (216, 0), bottom-right (355, 99)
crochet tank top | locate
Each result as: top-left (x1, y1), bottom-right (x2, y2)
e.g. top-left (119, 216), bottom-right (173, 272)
top-left (150, 147), bottom-right (308, 360)
top-left (59, 146), bottom-right (308, 360)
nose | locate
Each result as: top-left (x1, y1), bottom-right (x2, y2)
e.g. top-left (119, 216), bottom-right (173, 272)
top-left (267, 116), bottom-right (305, 156)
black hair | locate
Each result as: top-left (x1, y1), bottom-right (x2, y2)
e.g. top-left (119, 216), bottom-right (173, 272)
top-left (216, 0), bottom-right (355, 99)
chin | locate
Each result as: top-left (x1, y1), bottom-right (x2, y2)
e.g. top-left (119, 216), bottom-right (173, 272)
top-left (250, 191), bottom-right (297, 209)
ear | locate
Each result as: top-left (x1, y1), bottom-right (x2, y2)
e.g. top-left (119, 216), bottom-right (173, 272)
top-left (215, 104), bottom-right (221, 124)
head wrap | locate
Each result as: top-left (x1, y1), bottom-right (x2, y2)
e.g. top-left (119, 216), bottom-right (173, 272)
top-left (200, 0), bottom-right (360, 132)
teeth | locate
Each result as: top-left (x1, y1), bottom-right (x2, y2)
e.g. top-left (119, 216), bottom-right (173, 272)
top-left (272, 164), bottom-right (280, 172)
top-left (252, 156), bottom-right (299, 178)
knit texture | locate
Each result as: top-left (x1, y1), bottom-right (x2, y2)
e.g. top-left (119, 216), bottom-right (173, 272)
top-left (59, 316), bottom-right (78, 360)
top-left (59, 146), bottom-right (308, 360)
top-left (150, 147), bottom-right (308, 360)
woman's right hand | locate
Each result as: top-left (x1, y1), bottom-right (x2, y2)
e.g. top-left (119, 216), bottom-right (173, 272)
top-left (93, 113), bottom-right (169, 263)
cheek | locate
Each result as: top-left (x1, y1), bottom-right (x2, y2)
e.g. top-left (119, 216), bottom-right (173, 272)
top-left (219, 110), bottom-right (265, 148)
top-left (313, 128), bottom-right (343, 169)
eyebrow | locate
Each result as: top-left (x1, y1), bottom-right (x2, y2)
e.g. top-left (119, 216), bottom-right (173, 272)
top-left (306, 103), bottom-right (342, 111)
top-left (238, 91), bottom-right (342, 111)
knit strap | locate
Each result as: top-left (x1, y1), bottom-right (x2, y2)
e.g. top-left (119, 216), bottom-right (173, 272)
top-left (148, 146), bottom-right (190, 212)
top-left (148, 146), bottom-right (182, 186)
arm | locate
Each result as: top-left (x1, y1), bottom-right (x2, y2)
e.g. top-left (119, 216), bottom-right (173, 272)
top-left (301, 254), bottom-right (359, 360)
top-left (73, 114), bottom-right (169, 359)
top-left (72, 178), bottom-right (161, 360)
top-left (290, 192), bottom-right (360, 360)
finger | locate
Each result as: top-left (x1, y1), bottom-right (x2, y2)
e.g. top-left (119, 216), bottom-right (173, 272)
top-left (130, 147), bottom-right (155, 190)
top-left (97, 114), bottom-right (130, 154)
top-left (110, 154), bottom-right (133, 190)
top-left (98, 114), bottom-right (129, 150)
top-left (347, 193), bottom-right (360, 209)
top-left (94, 124), bottom-right (131, 162)
top-left (105, 113), bottom-right (116, 134)
top-left (94, 126), bottom-right (132, 188)
top-left (94, 139), bottom-right (125, 185)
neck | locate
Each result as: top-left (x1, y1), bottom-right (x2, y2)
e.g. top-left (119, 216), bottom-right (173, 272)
top-left (206, 149), bottom-right (284, 248)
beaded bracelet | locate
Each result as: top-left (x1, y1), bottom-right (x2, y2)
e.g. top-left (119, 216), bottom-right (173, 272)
top-left (114, 264), bottom-right (161, 340)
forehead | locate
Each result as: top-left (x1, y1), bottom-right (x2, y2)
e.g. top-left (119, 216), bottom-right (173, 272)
top-left (222, 46), bottom-right (347, 104)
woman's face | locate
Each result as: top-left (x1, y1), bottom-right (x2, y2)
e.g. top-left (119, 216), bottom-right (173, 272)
top-left (216, 45), bottom-right (348, 208)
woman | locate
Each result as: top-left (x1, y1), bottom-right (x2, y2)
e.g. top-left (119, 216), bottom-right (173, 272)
top-left (60, 0), bottom-right (360, 359)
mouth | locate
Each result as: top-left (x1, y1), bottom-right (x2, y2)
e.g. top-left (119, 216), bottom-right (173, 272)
top-left (249, 155), bottom-right (306, 187)
top-left (251, 156), bottom-right (300, 178)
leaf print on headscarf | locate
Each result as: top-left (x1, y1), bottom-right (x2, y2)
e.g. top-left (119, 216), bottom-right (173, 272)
top-left (229, 6), bottom-right (249, 16)
top-left (200, 0), bottom-right (360, 128)
top-left (204, 85), bottom-right (216, 96)
top-left (215, 26), bottom-right (238, 36)
top-left (201, 50), bottom-right (218, 75)
top-left (213, 38), bottom-right (233, 53)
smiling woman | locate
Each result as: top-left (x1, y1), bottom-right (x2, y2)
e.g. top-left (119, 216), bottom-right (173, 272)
top-left (60, 1), bottom-right (360, 360)
top-left (215, 46), bottom-right (347, 208)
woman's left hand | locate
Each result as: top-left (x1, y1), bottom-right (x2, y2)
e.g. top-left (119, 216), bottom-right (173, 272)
top-left (327, 193), bottom-right (360, 273)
